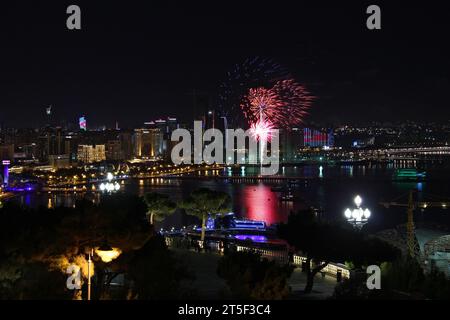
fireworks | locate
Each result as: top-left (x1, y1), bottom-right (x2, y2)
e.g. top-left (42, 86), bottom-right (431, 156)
top-left (218, 57), bottom-right (314, 133)
top-left (218, 57), bottom-right (290, 127)
top-left (241, 87), bottom-right (282, 125)
top-left (240, 79), bottom-right (313, 129)
top-left (250, 119), bottom-right (274, 141)
top-left (272, 79), bottom-right (313, 127)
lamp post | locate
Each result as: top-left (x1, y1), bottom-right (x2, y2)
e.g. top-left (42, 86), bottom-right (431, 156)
top-left (344, 195), bottom-right (371, 229)
top-left (99, 172), bottom-right (121, 193)
top-left (87, 249), bottom-right (93, 300)
top-left (85, 242), bottom-right (121, 300)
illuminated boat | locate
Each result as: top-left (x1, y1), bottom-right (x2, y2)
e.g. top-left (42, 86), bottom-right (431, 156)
top-left (204, 213), bottom-right (267, 231)
top-left (232, 218), bottom-right (266, 230)
top-left (392, 168), bottom-right (426, 181)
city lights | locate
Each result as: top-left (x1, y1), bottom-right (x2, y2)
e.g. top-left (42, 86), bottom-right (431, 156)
top-left (99, 173), bottom-right (120, 193)
top-left (1, 1), bottom-right (449, 303)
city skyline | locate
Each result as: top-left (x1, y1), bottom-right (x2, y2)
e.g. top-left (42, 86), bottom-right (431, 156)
top-left (1, 1), bottom-right (450, 128)
top-left (2, 1), bottom-right (450, 304)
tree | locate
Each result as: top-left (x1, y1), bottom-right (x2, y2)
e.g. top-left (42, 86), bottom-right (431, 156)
top-left (143, 193), bottom-right (177, 225)
top-left (278, 210), bottom-right (398, 294)
top-left (125, 235), bottom-right (193, 299)
top-left (179, 188), bottom-right (231, 243)
top-left (381, 257), bottom-right (450, 299)
top-left (217, 251), bottom-right (293, 299)
top-left (0, 194), bottom-right (153, 299)
top-left (333, 257), bottom-right (450, 299)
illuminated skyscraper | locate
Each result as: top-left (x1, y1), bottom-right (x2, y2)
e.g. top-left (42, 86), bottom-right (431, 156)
top-left (79, 116), bottom-right (87, 131)
top-left (46, 105), bottom-right (52, 127)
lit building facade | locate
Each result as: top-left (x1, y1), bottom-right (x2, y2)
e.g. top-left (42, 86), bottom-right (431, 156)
top-left (303, 128), bottom-right (334, 148)
top-left (77, 144), bottom-right (106, 164)
top-left (133, 128), bottom-right (164, 159)
top-left (133, 118), bottom-right (178, 160)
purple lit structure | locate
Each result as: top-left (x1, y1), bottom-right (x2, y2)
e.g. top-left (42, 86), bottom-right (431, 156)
top-left (234, 235), bottom-right (268, 243)
top-left (2, 160), bottom-right (10, 187)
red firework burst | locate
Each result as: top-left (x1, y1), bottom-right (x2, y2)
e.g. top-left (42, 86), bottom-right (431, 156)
top-left (272, 79), bottom-right (313, 127)
top-left (240, 79), bottom-right (313, 128)
top-left (240, 87), bottom-right (283, 125)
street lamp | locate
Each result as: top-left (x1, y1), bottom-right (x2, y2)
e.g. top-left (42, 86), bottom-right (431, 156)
top-left (86, 242), bottom-right (121, 300)
top-left (95, 244), bottom-right (121, 263)
top-left (344, 195), bottom-right (371, 229)
top-left (99, 173), bottom-right (121, 193)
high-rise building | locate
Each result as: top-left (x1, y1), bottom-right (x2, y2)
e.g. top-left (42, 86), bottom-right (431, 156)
top-left (280, 128), bottom-right (303, 162)
top-left (22, 143), bottom-right (38, 159)
top-left (48, 154), bottom-right (71, 169)
top-left (46, 105), bottom-right (53, 127)
top-left (134, 118), bottom-right (178, 160)
top-left (37, 127), bottom-right (66, 162)
top-left (79, 116), bottom-right (87, 131)
top-left (119, 131), bottom-right (133, 161)
top-left (152, 117), bottom-right (179, 160)
top-left (64, 134), bottom-right (78, 162)
top-left (133, 128), bottom-right (164, 159)
top-left (105, 140), bottom-right (123, 161)
top-left (77, 145), bottom-right (106, 164)
top-left (205, 110), bottom-right (217, 130)
top-left (0, 144), bottom-right (14, 162)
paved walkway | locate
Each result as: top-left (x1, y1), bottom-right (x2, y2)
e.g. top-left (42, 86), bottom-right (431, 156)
top-left (172, 248), bottom-right (338, 300)
top-left (173, 249), bottom-right (230, 299)
top-left (288, 268), bottom-right (338, 299)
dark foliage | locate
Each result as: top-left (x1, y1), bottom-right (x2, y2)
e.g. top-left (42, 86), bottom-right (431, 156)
top-left (217, 251), bottom-right (293, 300)
top-left (127, 235), bottom-right (193, 299)
top-left (278, 209), bottom-right (399, 294)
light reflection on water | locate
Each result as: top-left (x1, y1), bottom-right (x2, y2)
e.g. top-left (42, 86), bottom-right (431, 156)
top-left (9, 163), bottom-right (450, 228)
top-left (241, 183), bottom-right (294, 225)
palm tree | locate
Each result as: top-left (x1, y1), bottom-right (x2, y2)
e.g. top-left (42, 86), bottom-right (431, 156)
top-left (144, 193), bottom-right (177, 225)
top-left (179, 188), bottom-right (231, 243)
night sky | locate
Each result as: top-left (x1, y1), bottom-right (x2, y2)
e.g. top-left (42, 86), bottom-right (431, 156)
top-left (1, 1), bottom-right (449, 128)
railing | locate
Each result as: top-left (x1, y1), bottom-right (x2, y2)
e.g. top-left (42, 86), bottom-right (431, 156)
top-left (164, 234), bottom-right (351, 280)
top-left (236, 245), bottom-right (290, 265)
top-left (293, 255), bottom-right (351, 279)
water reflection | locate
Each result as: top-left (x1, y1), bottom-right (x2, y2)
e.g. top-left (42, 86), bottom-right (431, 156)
top-left (8, 163), bottom-right (450, 229)
top-left (241, 183), bottom-right (287, 225)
